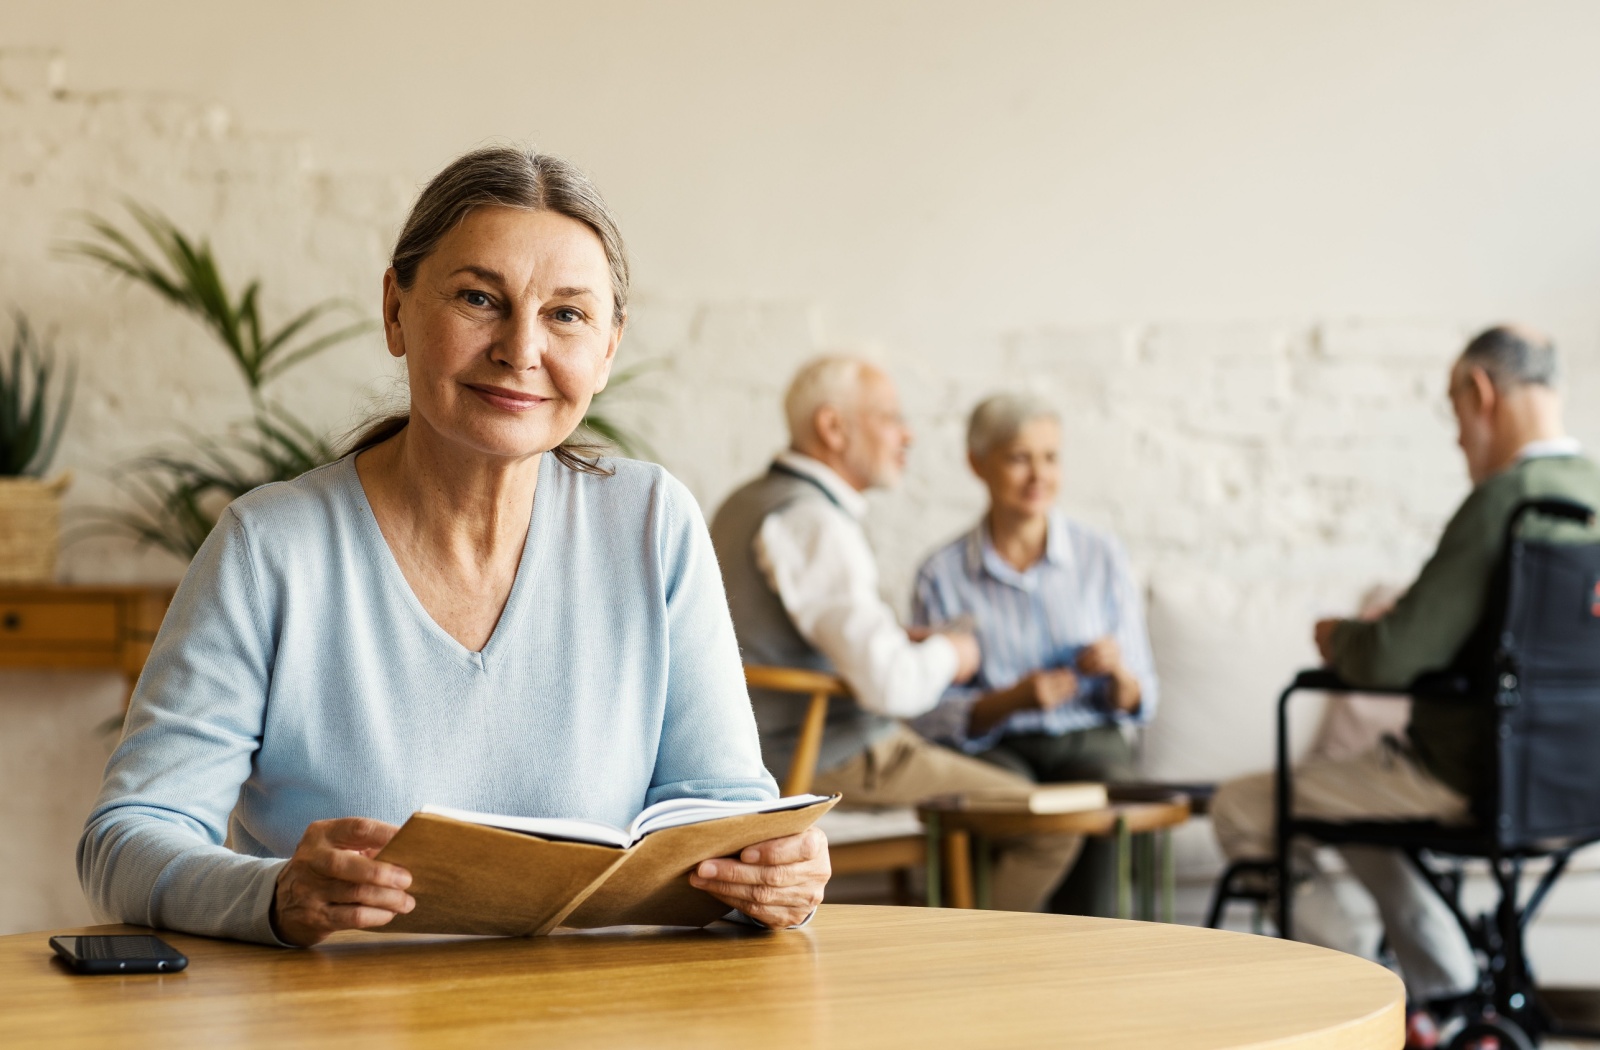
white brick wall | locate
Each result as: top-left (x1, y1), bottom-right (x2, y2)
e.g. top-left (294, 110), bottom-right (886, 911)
top-left (1, 53), bottom-right (1595, 948)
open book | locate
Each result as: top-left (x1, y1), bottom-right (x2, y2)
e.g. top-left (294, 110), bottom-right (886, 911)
top-left (374, 793), bottom-right (838, 937)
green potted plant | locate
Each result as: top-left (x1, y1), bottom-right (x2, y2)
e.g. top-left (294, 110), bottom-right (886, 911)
top-left (0, 314), bottom-right (76, 581)
top-left (64, 203), bottom-right (372, 559)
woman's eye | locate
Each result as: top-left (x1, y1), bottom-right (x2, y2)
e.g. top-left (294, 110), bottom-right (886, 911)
top-left (552, 307), bottom-right (584, 324)
top-left (462, 290), bottom-right (492, 308)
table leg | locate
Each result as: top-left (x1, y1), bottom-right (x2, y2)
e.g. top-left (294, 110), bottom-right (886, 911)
top-left (1115, 816), bottom-right (1131, 919)
top-left (1160, 828), bottom-right (1176, 923)
top-left (974, 835), bottom-right (992, 910)
top-left (944, 830), bottom-right (975, 909)
top-left (924, 813), bottom-right (942, 908)
top-left (1137, 834), bottom-right (1156, 921)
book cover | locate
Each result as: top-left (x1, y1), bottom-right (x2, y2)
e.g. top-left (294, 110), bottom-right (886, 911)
top-left (375, 795), bottom-right (839, 936)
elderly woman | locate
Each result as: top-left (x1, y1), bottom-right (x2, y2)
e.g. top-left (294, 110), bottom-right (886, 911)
top-left (910, 392), bottom-right (1156, 915)
top-left (78, 147), bottom-right (828, 946)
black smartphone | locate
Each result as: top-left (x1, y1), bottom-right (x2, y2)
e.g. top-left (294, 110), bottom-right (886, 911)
top-left (49, 935), bottom-right (188, 975)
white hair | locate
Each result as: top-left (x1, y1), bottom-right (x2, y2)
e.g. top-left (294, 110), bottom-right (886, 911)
top-left (966, 392), bottom-right (1060, 459)
top-left (784, 356), bottom-right (870, 446)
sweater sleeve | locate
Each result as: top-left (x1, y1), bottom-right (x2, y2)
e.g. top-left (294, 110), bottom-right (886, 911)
top-left (1331, 483), bottom-right (1504, 688)
top-left (77, 508), bottom-right (291, 945)
top-left (645, 477), bottom-right (781, 806)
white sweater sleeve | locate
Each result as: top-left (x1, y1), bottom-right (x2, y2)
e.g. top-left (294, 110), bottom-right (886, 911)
top-left (754, 500), bottom-right (957, 718)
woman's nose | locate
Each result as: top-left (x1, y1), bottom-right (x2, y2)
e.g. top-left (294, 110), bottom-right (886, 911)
top-left (495, 309), bottom-right (548, 370)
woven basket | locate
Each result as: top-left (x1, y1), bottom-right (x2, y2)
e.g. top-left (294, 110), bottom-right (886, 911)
top-left (0, 474), bottom-right (70, 583)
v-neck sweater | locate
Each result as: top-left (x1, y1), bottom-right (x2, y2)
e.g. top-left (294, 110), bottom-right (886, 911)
top-left (78, 453), bottom-right (778, 945)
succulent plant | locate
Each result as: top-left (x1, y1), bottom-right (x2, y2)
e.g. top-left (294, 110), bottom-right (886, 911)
top-left (0, 314), bottom-right (75, 478)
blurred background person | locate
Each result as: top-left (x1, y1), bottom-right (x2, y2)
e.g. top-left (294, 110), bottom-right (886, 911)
top-left (711, 358), bottom-right (1081, 911)
top-left (911, 392), bottom-right (1158, 915)
top-left (1210, 324), bottom-right (1600, 1031)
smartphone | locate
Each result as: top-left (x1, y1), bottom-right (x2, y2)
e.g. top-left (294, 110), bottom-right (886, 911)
top-left (49, 935), bottom-right (188, 975)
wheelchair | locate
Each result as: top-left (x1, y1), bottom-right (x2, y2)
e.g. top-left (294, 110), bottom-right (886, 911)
top-left (1212, 498), bottom-right (1600, 1049)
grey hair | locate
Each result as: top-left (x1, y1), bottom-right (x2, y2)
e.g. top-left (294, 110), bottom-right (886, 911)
top-left (347, 146), bottom-right (629, 474)
top-left (967, 392), bottom-right (1060, 459)
top-left (784, 356), bottom-right (870, 446)
top-left (391, 145), bottom-right (630, 326)
top-left (1460, 325), bottom-right (1559, 389)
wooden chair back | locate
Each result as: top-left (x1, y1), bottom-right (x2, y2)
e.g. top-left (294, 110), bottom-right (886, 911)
top-left (743, 664), bottom-right (850, 796)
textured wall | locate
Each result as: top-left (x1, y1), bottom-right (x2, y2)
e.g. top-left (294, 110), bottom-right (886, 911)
top-left (1, 17), bottom-right (1598, 936)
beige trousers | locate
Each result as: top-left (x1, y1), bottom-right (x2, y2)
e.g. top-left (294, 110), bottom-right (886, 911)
top-left (813, 727), bottom-right (1082, 912)
top-left (1211, 738), bottom-right (1478, 1001)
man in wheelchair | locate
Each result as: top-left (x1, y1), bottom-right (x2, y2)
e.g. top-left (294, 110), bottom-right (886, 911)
top-left (1211, 325), bottom-right (1600, 1045)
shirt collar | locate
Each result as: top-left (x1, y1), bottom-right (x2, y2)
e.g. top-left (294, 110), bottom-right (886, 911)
top-left (964, 511), bottom-right (1072, 590)
top-left (773, 450), bottom-right (869, 521)
top-left (1515, 437), bottom-right (1582, 461)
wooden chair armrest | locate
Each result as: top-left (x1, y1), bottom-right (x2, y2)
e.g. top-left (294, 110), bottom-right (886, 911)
top-left (743, 665), bottom-right (849, 695)
top-left (743, 664), bottom-right (851, 797)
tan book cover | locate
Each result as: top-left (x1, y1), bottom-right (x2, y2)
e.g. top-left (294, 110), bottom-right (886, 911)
top-left (375, 794), bottom-right (838, 936)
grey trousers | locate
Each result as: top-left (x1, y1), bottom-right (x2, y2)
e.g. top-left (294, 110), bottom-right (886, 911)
top-left (813, 726), bottom-right (1082, 911)
top-left (977, 725), bottom-right (1137, 917)
top-left (1211, 738), bottom-right (1479, 1002)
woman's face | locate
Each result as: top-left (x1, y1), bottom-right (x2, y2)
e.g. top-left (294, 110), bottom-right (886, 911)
top-left (972, 417), bottom-right (1061, 520)
top-left (382, 205), bottom-right (621, 462)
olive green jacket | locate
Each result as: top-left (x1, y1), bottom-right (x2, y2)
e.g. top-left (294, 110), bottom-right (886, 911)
top-left (1331, 452), bottom-right (1600, 798)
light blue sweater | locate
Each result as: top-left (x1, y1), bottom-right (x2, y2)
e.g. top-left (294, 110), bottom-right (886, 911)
top-left (78, 453), bottom-right (778, 945)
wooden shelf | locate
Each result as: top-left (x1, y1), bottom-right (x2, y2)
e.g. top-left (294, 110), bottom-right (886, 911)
top-left (0, 583), bottom-right (175, 699)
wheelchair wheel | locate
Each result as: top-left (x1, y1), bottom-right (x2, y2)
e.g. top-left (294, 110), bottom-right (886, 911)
top-left (1445, 1014), bottom-right (1535, 1050)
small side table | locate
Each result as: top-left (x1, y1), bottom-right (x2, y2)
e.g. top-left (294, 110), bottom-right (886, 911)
top-left (918, 793), bottom-right (1192, 920)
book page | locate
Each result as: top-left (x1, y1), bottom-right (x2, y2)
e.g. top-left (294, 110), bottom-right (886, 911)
top-left (419, 803), bottom-right (632, 848)
top-left (627, 794), bottom-right (833, 842)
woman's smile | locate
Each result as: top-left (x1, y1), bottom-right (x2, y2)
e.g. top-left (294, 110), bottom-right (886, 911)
top-left (465, 382), bottom-right (551, 413)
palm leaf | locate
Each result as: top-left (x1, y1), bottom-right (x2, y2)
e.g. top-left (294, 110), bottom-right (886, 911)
top-left (62, 202), bottom-right (376, 396)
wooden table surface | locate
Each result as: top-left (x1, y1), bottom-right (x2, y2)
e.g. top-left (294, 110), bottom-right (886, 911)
top-left (0, 905), bottom-right (1403, 1049)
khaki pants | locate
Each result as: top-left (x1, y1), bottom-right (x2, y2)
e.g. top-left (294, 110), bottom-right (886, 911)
top-left (1211, 738), bottom-right (1478, 1001)
top-left (813, 727), bottom-right (1082, 912)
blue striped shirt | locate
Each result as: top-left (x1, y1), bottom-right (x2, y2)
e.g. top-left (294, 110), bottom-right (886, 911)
top-left (909, 513), bottom-right (1158, 752)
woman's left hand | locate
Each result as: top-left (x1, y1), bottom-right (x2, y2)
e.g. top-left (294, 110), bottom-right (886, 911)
top-left (689, 825), bottom-right (830, 929)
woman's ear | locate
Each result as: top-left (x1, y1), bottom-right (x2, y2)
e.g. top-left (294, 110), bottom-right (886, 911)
top-left (381, 269), bottom-right (406, 360)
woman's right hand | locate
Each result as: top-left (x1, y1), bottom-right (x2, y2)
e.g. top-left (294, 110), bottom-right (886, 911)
top-left (967, 668), bottom-right (1079, 736)
top-left (271, 817), bottom-right (415, 947)
top-left (1018, 668), bottom-right (1079, 711)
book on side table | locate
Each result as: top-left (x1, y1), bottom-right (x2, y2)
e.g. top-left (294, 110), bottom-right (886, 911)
top-left (374, 793), bottom-right (838, 937)
top-left (957, 782), bottom-right (1109, 814)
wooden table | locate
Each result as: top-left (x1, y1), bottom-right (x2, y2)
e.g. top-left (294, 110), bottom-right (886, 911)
top-left (920, 795), bottom-right (1193, 918)
top-left (0, 584), bottom-right (174, 702)
top-left (0, 906), bottom-right (1403, 1048)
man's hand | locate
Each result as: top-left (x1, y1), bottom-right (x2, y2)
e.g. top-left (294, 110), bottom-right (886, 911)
top-left (1314, 618), bottom-right (1342, 665)
top-left (689, 826), bottom-right (830, 929)
top-left (272, 817), bottom-right (414, 947)
top-left (941, 630), bottom-right (982, 684)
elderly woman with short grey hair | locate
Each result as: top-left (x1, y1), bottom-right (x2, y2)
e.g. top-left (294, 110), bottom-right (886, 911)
top-left (910, 392), bottom-right (1157, 915)
top-left (78, 146), bottom-right (829, 946)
